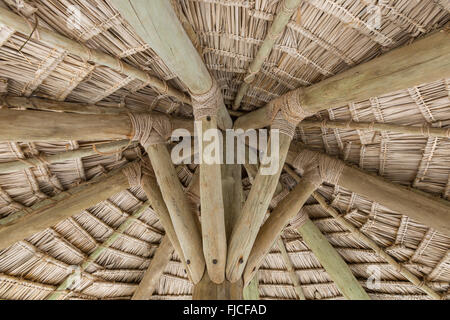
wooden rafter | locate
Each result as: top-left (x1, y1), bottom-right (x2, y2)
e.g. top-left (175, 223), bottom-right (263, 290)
top-left (235, 26), bottom-right (450, 131)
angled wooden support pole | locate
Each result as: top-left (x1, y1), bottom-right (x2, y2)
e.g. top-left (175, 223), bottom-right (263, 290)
top-left (227, 100), bottom-right (314, 282)
top-left (145, 143), bottom-right (205, 284)
top-left (243, 274), bottom-right (260, 300)
top-left (312, 192), bottom-right (443, 300)
top-left (276, 238), bottom-right (306, 300)
top-left (0, 163), bottom-right (135, 250)
top-left (235, 26), bottom-right (450, 131)
top-left (286, 142), bottom-right (450, 236)
top-left (243, 167), bottom-right (323, 285)
top-left (109, 0), bottom-right (232, 130)
top-left (111, 0), bottom-right (233, 283)
top-left (297, 216), bottom-right (370, 300)
top-left (0, 7), bottom-right (189, 104)
top-left (132, 236), bottom-right (174, 300)
top-left (233, 0), bottom-right (302, 110)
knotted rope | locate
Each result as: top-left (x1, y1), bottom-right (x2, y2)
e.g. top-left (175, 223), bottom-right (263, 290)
top-left (269, 89), bottom-right (314, 138)
top-left (293, 149), bottom-right (346, 186)
top-left (289, 209), bottom-right (309, 229)
top-left (191, 80), bottom-right (223, 120)
top-left (128, 113), bottom-right (172, 149)
top-left (122, 162), bottom-right (142, 188)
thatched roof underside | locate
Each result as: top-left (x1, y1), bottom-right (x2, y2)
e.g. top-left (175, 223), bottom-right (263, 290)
top-left (0, 0), bottom-right (449, 300)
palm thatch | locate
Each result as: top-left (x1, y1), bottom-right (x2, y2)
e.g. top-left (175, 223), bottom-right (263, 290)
top-left (0, 0), bottom-right (448, 300)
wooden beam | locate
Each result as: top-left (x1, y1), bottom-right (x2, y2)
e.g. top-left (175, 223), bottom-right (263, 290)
top-left (276, 238), bottom-right (306, 300)
top-left (111, 0), bottom-right (232, 283)
top-left (227, 133), bottom-right (293, 282)
top-left (0, 140), bottom-right (133, 174)
top-left (243, 273), bottom-right (260, 300)
top-left (235, 26), bottom-right (450, 131)
top-left (0, 163), bottom-right (134, 250)
top-left (286, 142), bottom-right (450, 236)
top-left (109, 0), bottom-right (232, 130)
top-left (132, 236), bottom-right (173, 300)
top-left (233, 0), bottom-right (302, 110)
top-left (146, 144), bottom-right (205, 284)
top-left (140, 174), bottom-right (192, 281)
top-left (243, 169), bottom-right (322, 285)
top-left (46, 201), bottom-right (153, 300)
top-left (0, 7), bottom-right (189, 104)
top-left (312, 192), bottom-right (443, 300)
top-left (0, 109), bottom-right (194, 142)
top-left (297, 217), bottom-right (370, 300)
top-left (299, 119), bottom-right (450, 139)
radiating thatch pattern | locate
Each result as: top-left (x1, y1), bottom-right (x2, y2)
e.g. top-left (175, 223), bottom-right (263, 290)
top-left (0, 0), bottom-right (448, 300)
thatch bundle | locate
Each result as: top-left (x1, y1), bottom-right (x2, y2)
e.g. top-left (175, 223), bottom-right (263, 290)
top-left (0, 0), bottom-right (448, 300)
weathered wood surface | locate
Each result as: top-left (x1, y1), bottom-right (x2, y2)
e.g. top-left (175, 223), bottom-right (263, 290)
top-left (313, 192), bottom-right (443, 300)
top-left (132, 236), bottom-right (174, 300)
top-left (193, 273), bottom-right (243, 300)
top-left (243, 274), bottom-right (260, 300)
top-left (141, 174), bottom-right (191, 281)
top-left (0, 109), bottom-right (194, 142)
top-left (227, 133), bottom-right (292, 282)
top-left (243, 171), bottom-right (321, 285)
top-left (286, 142), bottom-right (450, 236)
top-left (299, 119), bottom-right (450, 139)
top-left (0, 164), bottom-right (132, 250)
top-left (276, 238), bottom-right (306, 300)
top-left (297, 218), bottom-right (371, 300)
top-left (199, 117), bottom-right (227, 284)
top-left (233, 0), bottom-right (302, 109)
top-left (110, 0), bottom-right (232, 130)
top-left (235, 27), bottom-right (450, 131)
top-left (0, 7), bottom-right (189, 104)
top-left (146, 144), bottom-right (205, 284)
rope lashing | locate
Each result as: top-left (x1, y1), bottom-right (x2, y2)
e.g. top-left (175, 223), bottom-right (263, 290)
top-left (293, 149), bottom-right (346, 185)
top-left (269, 89), bottom-right (314, 138)
top-left (128, 112), bottom-right (172, 149)
top-left (191, 79), bottom-right (224, 120)
top-left (122, 162), bottom-right (142, 188)
top-left (289, 209), bottom-right (309, 229)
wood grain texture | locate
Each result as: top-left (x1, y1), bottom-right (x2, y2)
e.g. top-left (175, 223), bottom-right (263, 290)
top-left (243, 171), bottom-right (321, 285)
top-left (226, 134), bottom-right (292, 282)
top-left (235, 27), bottom-right (450, 130)
top-left (193, 273), bottom-right (243, 300)
top-left (0, 7), bottom-right (189, 104)
top-left (199, 117), bottom-right (227, 284)
top-left (132, 236), bottom-right (173, 300)
top-left (297, 218), bottom-right (370, 300)
top-left (111, 0), bottom-right (232, 130)
top-left (285, 142), bottom-right (450, 236)
top-left (146, 144), bottom-right (205, 284)
top-left (0, 165), bottom-right (131, 250)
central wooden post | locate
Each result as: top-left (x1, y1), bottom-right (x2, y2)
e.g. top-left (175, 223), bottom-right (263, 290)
top-left (193, 274), bottom-right (243, 300)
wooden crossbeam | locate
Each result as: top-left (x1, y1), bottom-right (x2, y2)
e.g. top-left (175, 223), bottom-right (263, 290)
top-left (233, 0), bottom-right (302, 110)
top-left (111, 0), bottom-right (232, 284)
top-left (0, 163), bottom-right (135, 250)
top-left (286, 142), bottom-right (450, 236)
top-left (132, 236), bottom-right (173, 300)
top-left (235, 26), bottom-right (450, 131)
top-left (243, 169), bottom-right (322, 285)
top-left (298, 120), bottom-right (450, 139)
top-left (0, 108), bottom-right (194, 142)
